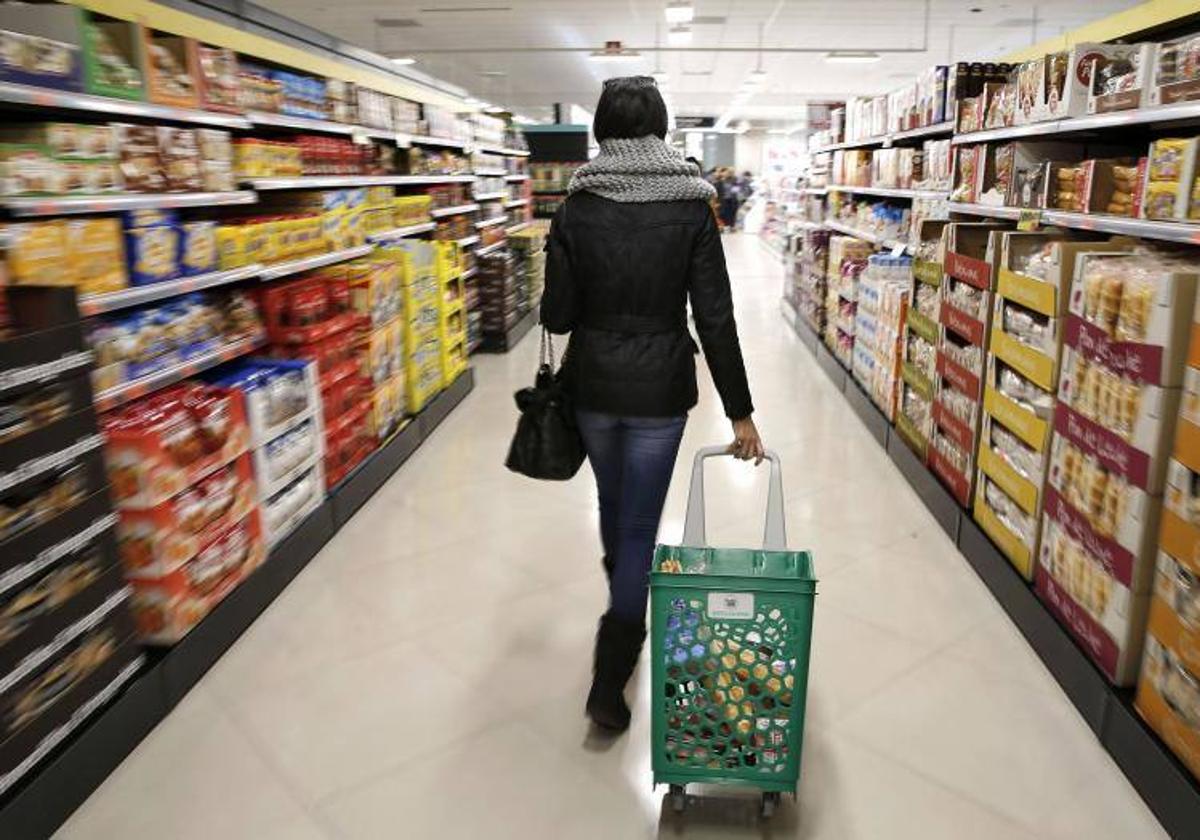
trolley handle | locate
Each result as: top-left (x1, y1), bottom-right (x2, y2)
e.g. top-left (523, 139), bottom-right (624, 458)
top-left (681, 445), bottom-right (786, 551)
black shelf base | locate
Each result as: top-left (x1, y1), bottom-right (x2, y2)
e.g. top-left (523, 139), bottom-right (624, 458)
top-left (478, 308), bottom-right (537, 353)
top-left (780, 299), bottom-right (1200, 839)
top-left (0, 366), bottom-right (479, 838)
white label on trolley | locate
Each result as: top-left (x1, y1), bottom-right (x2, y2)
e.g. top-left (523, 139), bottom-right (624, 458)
top-left (708, 592), bottom-right (755, 620)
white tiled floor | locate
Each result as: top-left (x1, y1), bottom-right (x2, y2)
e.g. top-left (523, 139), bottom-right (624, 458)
top-left (56, 235), bottom-right (1168, 839)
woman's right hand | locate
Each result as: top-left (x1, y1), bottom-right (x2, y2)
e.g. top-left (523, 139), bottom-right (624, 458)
top-left (729, 416), bottom-right (765, 465)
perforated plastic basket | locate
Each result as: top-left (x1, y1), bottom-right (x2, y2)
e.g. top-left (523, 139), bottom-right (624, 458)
top-left (650, 447), bottom-right (816, 800)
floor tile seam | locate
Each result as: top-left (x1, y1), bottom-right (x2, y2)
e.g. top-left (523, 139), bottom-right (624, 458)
top-left (819, 632), bottom-right (966, 727)
top-left (205, 692), bottom-right (344, 840)
top-left (833, 726), bottom-right (1049, 838)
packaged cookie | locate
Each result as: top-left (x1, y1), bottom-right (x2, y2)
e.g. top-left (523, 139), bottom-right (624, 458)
top-left (156, 127), bottom-right (202, 192)
top-left (179, 221), bottom-right (217, 277)
top-left (125, 224), bottom-right (180, 286)
top-left (113, 123), bottom-right (164, 193)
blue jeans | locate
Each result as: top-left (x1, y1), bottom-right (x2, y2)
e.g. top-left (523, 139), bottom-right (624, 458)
top-left (576, 410), bottom-right (687, 622)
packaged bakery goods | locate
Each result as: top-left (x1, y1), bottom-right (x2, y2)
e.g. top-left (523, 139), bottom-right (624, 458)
top-left (214, 359), bottom-right (318, 446)
top-left (127, 509), bottom-right (265, 644)
top-left (156, 127), bottom-right (202, 192)
top-left (66, 218), bottom-right (127, 295)
top-left (195, 44), bottom-right (239, 112)
top-left (0, 6), bottom-right (82, 92)
top-left (116, 453), bottom-right (255, 574)
top-left (83, 17), bottom-right (144, 99)
top-left (179, 221), bottom-right (217, 277)
top-left (102, 383), bottom-right (251, 509)
top-left (124, 224), bottom-right (180, 286)
top-left (143, 31), bottom-right (198, 107)
top-left (113, 123), bottom-right (164, 193)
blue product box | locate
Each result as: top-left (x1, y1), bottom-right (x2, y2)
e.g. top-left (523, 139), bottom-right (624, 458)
top-left (179, 221), bottom-right (218, 277)
top-left (122, 208), bottom-right (180, 230)
top-left (125, 224), bottom-right (180, 286)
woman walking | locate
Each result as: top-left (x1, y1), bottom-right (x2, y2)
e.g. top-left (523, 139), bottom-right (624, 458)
top-left (540, 76), bottom-right (764, 733)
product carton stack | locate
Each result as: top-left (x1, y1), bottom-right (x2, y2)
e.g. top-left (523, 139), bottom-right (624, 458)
top-left (434, 241), bottom-right (468, 386)
top-left (896, 221), bottom-right (947, 459)
top-left (976, 233), bottom-right (1131, 579)
top-left (216, 360), bottom-right (325, 547)
top-left (928, 222), bottom-right (1008, 507)
top-left (1037, 254), bottom-right (1197, 684)
top-left (396, 240), bottom-right (444, 414)
top-left (852, 253), bottom-right (909, 420)
top-left (1138, 294), bottom-right (1200, 780)
top-left (797, 228), bottom-right (830, 336)
top-left (823, 235), bottom-right (871, 367)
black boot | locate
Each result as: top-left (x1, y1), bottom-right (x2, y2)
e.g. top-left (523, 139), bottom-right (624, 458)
top-left (587, 611), bottom-right (646, 733)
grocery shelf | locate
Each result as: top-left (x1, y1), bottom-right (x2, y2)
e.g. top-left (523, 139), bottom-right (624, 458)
top-left (258, 245), bottom-right (375, 280)
top-left (812, 120), bottom-right (954, 154)
top-left (824, 219), bottom-right (911, 253)
top-left (793, 220), bottom-right (827, 231)
top-left (828, 184), bottom-right (948, 201)
top-left (474, 142), bottom-right (530, 157)
top-left (367, 222), bottom-right (436, 242)
top-left (249, 174), bottom-right (473, 190)
top-left (475, 215), bottom-right (508, 229)
top-left (0, 81), bottom-right (252, 128)
top-left (889, 120), bottom-right (955, 142)
top-left (475, 240), bottom-right (507, 256)
top-left (3, 191), bottom-right (256, 218)
top-left (506, 222), bottom-right (531, 235)
top-left (505, 174), bottom-right (531, 181)
top-left (779, 303), bottom-right (1200, 840)
top-left (502, 148), bottom-right (532, 157)
top-left (474, 191), bottom-right (508, 201)
top-left (505, 198), bottom-right (530, 208)
top-left (93, 332), bottom-right (267, 412)
top-left (478, 307), bottom-right (537, 353)
top-left (456, 235), bottom-right (481, 247)
top-left (461, 266), bottom-right (478, 281)
top-left (473, 168), bottom-right (508, 177)
top-left (952, 100), bottom-right (1200, 146)
top-left (0, 368), bottom-right (477, 839)
top-left (389, 174), bottom-right (476, 185)
top-left (429, 203), bottom-right (480, 218)
top-left (245, 110), bottom-right (355, 135)
top-left (801, 187), bottom-right (828, 196)
top-left (948, 202), bottom-right (1200, 244)
top-left (401, 133), bottom-right (469, 149)
top-left (78, 265), bottom-right (265, 316)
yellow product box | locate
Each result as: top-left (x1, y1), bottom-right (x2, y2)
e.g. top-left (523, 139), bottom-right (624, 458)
top-left (321, 210), bottom-right (345, 250)
top-left (66, 218), bottom-right (127, 295)
top-left (366, 186), bottom-right (393, 209)
top-left (217, 225), bottom-right (249, 269)
top-left (6, 221), bottom-right (74, 286)
top-left (387, 318), bottom-right (404, 374)
top-left (243, 222), bottom-right (272, 265)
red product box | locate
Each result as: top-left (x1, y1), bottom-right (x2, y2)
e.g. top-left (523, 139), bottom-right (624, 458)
top-left (270, 329), bottom-right (361, 389)
top-left (322, 374), bottom-right (372, 424)
top-left (323, 398), bottom-right (374, 487)
top-left (115, 454), bottom-right (257, 576)
top-left (128, 508), bottom-right (266, 644)
top-left (258, 276), bottom-right (359, 345)
top-left (102, 384), bottom-right (250, 509)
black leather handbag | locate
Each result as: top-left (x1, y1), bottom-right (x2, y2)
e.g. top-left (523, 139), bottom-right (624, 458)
top-left (505, 329), bottom-right (585, 480)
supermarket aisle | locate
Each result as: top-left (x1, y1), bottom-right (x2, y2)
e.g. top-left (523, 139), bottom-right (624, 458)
top-left (57, 236), bottom-right (1166, 840)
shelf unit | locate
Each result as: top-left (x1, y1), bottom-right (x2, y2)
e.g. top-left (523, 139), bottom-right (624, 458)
top-left (506, 221), bottom-right (531, 235)
top-left (812, 120), bottom-right (954, 154)
top-left (952, 100), bottom-right (1200, 146)
top-left (948, 203), bottom-right (1200, 245)
top-left (505, 198), bottom-right (530, 209)
top-left (779, 304), bottom-right (1200, 840)
top-left (456, 235), bottom-right (481, 248)
top-left (93, 333), bottom-right (267, 412)
top-left (473, 191), bottom-right (507, 201)
top-left (258, 245), bottom-right (376, 281)
top-left (399, 133), bottom-right (469, 149)
top-left (828, 185), bottom-right (949, 200)
top-left (825, 219), bottom-right (911, 253)
top-left (367, 222), bottom-right (437, 242)
top-left (473, 168), bottom-right (508, 177)
top-left (475, 240), bottom-right (506, 257)
top-left (4, 191), bottom-right (256, 218)
top-left (78, 265), bottom-right (264, 316)
top-left (429, 203), bottom-right (480, 218)
top-left (505, 174), bottom-right (531, 182)
top-left (475, 215), bottom-right (508, 229)
top-left (0, 81), bottom-right (252, 128)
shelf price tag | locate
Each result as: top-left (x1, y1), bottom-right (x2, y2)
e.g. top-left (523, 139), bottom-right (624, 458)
top-left (1018, 209), bottom-right (1042, 231)
top-left (351, 129), bottom-right (371, 146)
top-left (395, 132), bottom-right (412, 149)
top-left (890, 242), bottom-right (907, 258)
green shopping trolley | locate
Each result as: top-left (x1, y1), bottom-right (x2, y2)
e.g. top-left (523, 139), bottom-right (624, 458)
top-left (650, 446), bottom-right (816, 819)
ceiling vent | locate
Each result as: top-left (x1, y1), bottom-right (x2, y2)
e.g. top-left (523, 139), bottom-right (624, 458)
top-left (692, 15), bottom-right (727, 25)
top-left (375, 18), bottom-right (421, 27)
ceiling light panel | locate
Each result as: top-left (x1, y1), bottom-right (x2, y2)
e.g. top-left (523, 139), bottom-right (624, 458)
top-left (665, 1), bottom-right (694, 24)
top-left (666, 24), bottom-right (692, 46)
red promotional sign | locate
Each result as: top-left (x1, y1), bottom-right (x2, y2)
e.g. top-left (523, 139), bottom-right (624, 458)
top-left (945, 251), bottom-right (990, 290)
top-left (1043, 485), bottom-right (1136, 586)
top-left (1035, 566), bottom-right (1120, 680)
top-left (1053, 403), bottom-right (1151, 490)
top-left (1064, 314), bottom-right (1164, 387)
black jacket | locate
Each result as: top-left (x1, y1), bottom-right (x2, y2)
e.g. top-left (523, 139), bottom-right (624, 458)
top-left (540, 191), bottom-right (753, 420)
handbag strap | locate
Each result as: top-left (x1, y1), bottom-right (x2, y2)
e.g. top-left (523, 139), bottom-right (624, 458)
top-left (539, 328), bottom-right (556, 370)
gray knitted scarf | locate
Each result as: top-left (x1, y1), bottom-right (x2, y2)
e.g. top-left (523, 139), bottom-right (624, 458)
top-left (568, 135), bottom-right (716, 203)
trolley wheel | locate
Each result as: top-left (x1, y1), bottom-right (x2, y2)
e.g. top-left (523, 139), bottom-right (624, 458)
top-left (669, 785), bottom-right (686, 814)
top-left (760, 791), bottom-right (780, 819)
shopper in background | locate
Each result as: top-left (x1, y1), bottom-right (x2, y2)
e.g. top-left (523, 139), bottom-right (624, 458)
top-left (716, 168), bottom-right (739, 230)
top-left (541, 75), bottom-right (763, 734)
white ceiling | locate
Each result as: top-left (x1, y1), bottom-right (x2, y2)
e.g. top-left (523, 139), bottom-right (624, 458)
top-left (256, 0), bottom-right (1140, 124)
